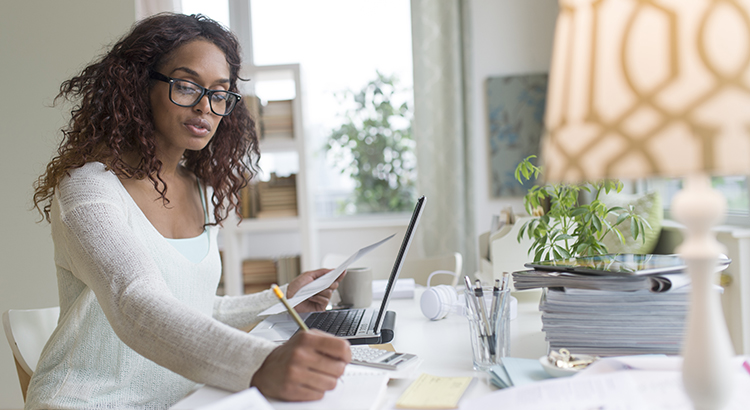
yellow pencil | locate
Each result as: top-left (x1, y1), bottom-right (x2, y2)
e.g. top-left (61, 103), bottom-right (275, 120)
top-left (272, 284), bottom-right (309, 331)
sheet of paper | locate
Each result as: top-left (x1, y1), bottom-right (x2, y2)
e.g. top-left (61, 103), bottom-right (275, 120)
top-left (260, 234), bottom-right (395, 315)
top-left (396, 373), bottom-right (473, 409)
top-left (269, 366), bottom-right (389, 410)
top-left (460, 368), bottom-right (750, 410)
top-left (195, 387), bottom-right (274, 410)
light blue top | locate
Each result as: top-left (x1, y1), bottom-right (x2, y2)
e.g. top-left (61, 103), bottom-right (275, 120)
top-left (164, 180), bottom-right (209, 264)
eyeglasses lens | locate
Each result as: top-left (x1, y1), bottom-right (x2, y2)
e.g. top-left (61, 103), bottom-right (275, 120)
top-left (170, 79), bottom-right (238, 116)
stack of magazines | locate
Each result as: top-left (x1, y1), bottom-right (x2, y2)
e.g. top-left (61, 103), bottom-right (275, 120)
top-left (512, 253), bottom-right (730, 357)
top-left (539, 287), bottom-right (689, 356)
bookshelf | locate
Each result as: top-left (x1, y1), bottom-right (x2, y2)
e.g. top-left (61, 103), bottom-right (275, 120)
top-left (219, 63), bottom-right (317, 296)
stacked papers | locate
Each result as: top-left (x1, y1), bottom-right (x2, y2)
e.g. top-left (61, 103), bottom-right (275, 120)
top-left (540, 287), bottom-right (689, 356)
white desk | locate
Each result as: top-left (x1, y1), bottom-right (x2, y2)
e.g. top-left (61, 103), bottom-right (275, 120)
top-left (378, 287), bottom-right (545, 407)
top-left (174, 287), bottom-right (546, 409)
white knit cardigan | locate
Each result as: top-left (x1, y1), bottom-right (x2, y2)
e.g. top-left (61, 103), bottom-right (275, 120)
top-left (25, 162), bottom-right (281, 410)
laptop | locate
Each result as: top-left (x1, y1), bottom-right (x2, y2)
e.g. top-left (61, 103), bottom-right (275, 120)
top-left (250, 195), bottom-right (426, 345)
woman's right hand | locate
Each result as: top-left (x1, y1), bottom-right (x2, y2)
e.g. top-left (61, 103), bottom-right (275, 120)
top-left (251, 330), bottom-right (351, 401)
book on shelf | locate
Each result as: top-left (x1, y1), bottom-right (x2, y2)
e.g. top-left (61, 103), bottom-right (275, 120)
top-left (239, 255), bottom-right (302, 294)
top-left (242, 258), bottom-right (276, 294)
top-left (243, 258), bottom-right (277, 283)
top-left (244, 94), bottom-right (262, 130)
top-left (260, 99), bottom-right (293, 140)
top-left (238, 173), bottom-right (298, 220)
top-left (276, 255), bottom-right (301, 285)
top-left (255, 173), bottom-right (298, 218)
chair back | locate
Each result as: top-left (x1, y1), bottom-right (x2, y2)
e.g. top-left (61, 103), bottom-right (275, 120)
top-left (2, 307), bottom-right (60, 401)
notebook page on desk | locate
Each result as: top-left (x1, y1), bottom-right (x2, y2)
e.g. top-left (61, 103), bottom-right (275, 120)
top-left (194, 387), bottom-right (274, 410)
top-left (175, 368), bottom-right (389, 410)
top-left (268, 367), bottom-right (389, 410)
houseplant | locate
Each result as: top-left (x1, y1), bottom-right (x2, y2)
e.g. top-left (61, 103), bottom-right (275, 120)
top-left (514, 155), bottom-right (650, 262)
top-left (325, 71), bottom-right (417, 214)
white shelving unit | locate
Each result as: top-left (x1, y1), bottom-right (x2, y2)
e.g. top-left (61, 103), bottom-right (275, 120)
top-left (220, 63), bottom-right (317, 296)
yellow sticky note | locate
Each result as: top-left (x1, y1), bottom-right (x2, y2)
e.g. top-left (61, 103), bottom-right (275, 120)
top-left (396, 373), bottom-right (473, 409)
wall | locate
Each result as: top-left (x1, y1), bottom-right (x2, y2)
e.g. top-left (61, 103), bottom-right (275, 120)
top-left (467, 0), bottom-right (559, 241)
top-left (0, 1), bottom-right (134, 407)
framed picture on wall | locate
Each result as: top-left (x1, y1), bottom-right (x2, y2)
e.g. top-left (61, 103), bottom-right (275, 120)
top-left (487, 73), bottom-right (548, 198)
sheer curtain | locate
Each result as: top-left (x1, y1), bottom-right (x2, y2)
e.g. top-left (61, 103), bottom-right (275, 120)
top-left (411, 0), bottom-right (476, 276)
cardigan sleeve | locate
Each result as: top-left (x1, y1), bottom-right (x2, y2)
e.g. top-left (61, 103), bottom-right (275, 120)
top-left (212, 284), bottom-right (288, 329)
top-left (54, 168), bottom-right (278, 392)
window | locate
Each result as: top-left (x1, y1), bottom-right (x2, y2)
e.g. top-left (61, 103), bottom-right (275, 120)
top-left (642, 176), bottom-right (750, 225)
top-left (250, 0), bottom-right (415, 217)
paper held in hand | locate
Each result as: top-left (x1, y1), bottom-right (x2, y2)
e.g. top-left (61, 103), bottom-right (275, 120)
top-left (260, 234), bottom-right (396, 316)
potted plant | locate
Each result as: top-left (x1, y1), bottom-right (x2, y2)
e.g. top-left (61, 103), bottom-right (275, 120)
top-left (514, 155), bottom-right (651, 262)
top-left (325, 71), bottom-right (417, 214)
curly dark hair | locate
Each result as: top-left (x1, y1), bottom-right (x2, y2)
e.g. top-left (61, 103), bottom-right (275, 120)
top-left (32, 13), bottom-right (259, 225)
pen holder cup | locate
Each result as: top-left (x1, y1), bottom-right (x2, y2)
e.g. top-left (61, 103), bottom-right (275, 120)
top-left (464, 286), bottom-right (511, 371)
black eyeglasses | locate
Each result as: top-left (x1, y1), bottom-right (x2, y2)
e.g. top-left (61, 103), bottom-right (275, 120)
top-left (149, 71), bottom-right (241, 116)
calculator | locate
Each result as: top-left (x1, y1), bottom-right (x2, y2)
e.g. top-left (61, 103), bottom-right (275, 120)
top-left (350, 345), bottom-right (418, 370)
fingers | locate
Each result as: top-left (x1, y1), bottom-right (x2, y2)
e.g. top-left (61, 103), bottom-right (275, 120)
top-left (308, 329), bottom-right (352, 363)
top-left (252, 330), bottom-right (351, 401)
top-left (306, 268), bottom-right (333, 280)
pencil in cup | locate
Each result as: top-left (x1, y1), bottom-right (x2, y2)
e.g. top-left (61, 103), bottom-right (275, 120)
top-left (272, 284), bottom-right (310, 331)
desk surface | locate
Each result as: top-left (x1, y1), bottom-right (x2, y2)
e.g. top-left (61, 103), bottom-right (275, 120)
top-left (174, 287), bottom-right (546, 409)
top-left (380, 288), bottom-right (545, 407)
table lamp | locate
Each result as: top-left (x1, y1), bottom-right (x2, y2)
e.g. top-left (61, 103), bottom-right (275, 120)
top-left (541, 1), bottom-right (750, 409)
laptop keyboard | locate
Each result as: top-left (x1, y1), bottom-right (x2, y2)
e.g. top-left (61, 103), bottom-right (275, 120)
top-left (305, 309), bottom-right (366, 337)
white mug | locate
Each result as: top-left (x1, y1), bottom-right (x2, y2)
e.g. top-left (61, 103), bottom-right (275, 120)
top-left (338, 267), bottom-right (373, 308)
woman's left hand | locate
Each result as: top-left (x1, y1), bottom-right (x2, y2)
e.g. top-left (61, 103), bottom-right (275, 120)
top-left (287, 268), bottom-right (346, 313)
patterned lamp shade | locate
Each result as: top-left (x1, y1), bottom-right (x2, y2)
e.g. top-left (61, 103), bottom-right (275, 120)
top-left (541, 0), bottom-right (750, 182)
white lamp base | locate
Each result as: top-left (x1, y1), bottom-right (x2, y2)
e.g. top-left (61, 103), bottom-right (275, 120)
top-left (672, 174), bottom-right (734, 410)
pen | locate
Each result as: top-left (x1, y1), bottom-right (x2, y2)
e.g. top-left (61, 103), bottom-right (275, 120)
top-left (474, 280), bottom-right (492, 332)
top-left (271, 284), bottom-right (309, 331)
top-left (464, 276), bottom-right (485, 331)
top-left (490, 279), bottom-right (501, 325)
top-left (474, 279), bottom-right (496, 356)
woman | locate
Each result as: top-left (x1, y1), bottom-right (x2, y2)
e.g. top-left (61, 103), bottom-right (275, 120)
top-left (28, 13), bottom-right (350, 409)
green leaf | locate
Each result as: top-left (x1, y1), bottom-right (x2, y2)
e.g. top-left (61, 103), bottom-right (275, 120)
top-left (555, 245), bottom-right (572, 259)
top-left (631, 218), bottom-right (640, 239)
top-left (592, 215), bottom-right (602, 231)
top-left (534, 248), bottom-right (545, 262)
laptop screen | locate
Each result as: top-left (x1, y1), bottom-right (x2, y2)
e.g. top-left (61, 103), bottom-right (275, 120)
top-left (373, 195), bottom-right (426, 333)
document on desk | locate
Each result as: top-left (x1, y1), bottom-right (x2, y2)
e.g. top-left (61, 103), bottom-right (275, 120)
top-left (194, 387), bottom-right (274, 410)
top-left (460, 369), bottom-right (750, 410)
top-left (260, 234), bottom-right (395, 315)
top-left (396, 373), bottom-right (473, 409)
top-left (268, 367), bottom-right (389, 410)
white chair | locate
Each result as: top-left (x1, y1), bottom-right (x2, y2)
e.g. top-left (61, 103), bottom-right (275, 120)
top-left (321, 252), bottom-right (463, 287)
top-left (3, 307), bottom-right (60, 401)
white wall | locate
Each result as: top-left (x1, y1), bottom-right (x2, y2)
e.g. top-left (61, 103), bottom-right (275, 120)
top-left (468, 0), bottom-right (559, 238)
top-left (0, 1), bottom-right (134, 408)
